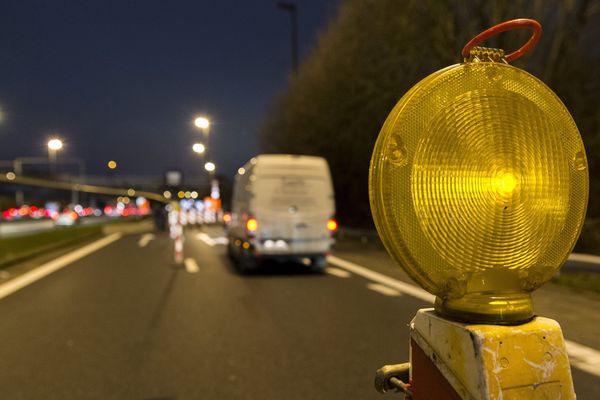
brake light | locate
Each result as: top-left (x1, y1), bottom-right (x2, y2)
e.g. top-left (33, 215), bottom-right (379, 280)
top-left (327, 219), bottom-right (338, 232)
top-left (246, 218), bottom-right (258, 232)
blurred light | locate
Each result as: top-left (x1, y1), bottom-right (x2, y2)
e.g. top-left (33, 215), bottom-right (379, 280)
top-left (192, 143), bottom-right (206, 154)
top-left (246, 218), bottom-right (258, 232)
top-left (327, 219), bottom-right (338, 232)
top-left (163, 191), bottom-right (172, 199)
top-left (184, 191), bottom-right (191, 199)
top-left (204, 162), bottom-right (216, 172)
top-left (47, 138), bottom-right (63, 150)
top-left (127, 188), bottom-right (136, 197)
top-left (275, 240), bottom-right (288, 249)
top-left (223, 213), bottom-right (232, 223)
top-left (238, 167), bottom-right (246, 175)
top-left (264, 240), bottom-right (274, 248)
top-left (122, 197), bottom-right (130, 205)
top-left (6, 172), bottom-right (16, 180)
top-left (191, 191), bottom-right (198, 199)
top-left (177, 191), bottom-right (185, 199)
top-left (242, 242), bottom-right (250, 249)
top-left (107, 160), bottom-right (117, 169)
top-left (194, 117), bottom-right (210, 129)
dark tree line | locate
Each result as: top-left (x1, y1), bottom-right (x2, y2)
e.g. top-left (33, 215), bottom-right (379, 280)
top-left (259, 0), bottom-right (599, 230)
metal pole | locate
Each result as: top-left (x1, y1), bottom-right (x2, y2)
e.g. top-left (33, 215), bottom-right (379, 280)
top-left (13, 159), bottom-right (24, 206)
top-left (277, 2), bottom-right (298, 72)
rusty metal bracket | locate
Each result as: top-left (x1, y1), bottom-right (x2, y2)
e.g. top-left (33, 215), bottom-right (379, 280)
top-left (374, 363), bottom-right (412, 396)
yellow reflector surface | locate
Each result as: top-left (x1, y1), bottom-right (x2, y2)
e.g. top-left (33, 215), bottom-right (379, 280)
top-left (369, 62), bottom-right (588, 323)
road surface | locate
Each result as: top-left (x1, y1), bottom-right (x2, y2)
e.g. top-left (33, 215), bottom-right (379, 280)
top-left (0, 226), bottom-right (599, 399)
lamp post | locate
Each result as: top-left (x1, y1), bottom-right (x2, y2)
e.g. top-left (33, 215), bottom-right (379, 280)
top-left (277, 1), bottom-right (298, 72)
top-left (47, 138), bottom-right (63, 176)
top-left (194, 116), bottom-right (210, 141)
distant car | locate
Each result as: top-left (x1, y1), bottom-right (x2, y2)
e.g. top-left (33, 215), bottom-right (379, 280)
top-left (54, 211), bottom-right (79, 226)
top-left (228, 154), bottom-right (337, 273)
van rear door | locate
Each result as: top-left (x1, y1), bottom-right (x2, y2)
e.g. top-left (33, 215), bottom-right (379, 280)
top-left (254, 174), bottom-right (333, 244)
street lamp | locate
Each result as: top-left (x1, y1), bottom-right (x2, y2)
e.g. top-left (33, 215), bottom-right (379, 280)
top-left (204, 162), bottom-right (216, 172)
top-left (192, 143), bottom-right (206, 154)
top-left (194, 116), bottom-right (210, 130)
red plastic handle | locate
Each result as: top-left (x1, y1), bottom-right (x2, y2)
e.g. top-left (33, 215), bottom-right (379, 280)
top-left (462, 19), bottom-right (542, 62)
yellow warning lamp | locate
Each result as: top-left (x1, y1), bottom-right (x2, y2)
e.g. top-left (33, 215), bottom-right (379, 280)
top-left (369, 19), bottom-right (588, 324)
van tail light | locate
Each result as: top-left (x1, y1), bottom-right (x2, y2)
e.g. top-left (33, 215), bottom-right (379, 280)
top-left (327, 219), bottom-right (338, 232)
top-left (246, 218), bottom-right (258, 234)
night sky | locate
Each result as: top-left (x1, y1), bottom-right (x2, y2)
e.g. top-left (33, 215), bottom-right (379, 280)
top-left (0, 0), bottom-right (339, 181)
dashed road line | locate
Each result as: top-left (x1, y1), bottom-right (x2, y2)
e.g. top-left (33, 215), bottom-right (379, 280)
top-left (367, 282), bottom-right (402, 296)
top-left (184, 258), bottom-right (199, 273)
top-left (196, 233), bottom-right (229, 247)
top-left (327, 254), bottom-right (600, 377)
top-left (325, 267), bottom-right (351, 278)
top-left (565, 340), bottom-right (600, 377)
top-left (138, 233), bottom-right (155, 247)
top-left (0, 233), bottom-right (122, 300)
top-left (327, 255), bottom-right (434, 303)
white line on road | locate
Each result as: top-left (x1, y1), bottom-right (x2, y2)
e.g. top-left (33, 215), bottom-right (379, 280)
top-left (327, 255), bottom-right (600, 377)
top-left (367, 282), bottom-right (402, 296)
top-left (196, 233), bottom-right (216, 247)
top-left (0, 233), bottom-right (122, 300)
top-left (327, 255), bottom-right (435, 303)
top-left (568, 252), bottom-right (600, 265)
top-left (325, 267), bottom-right (351, 278)
top-left (138, 233), bottom-right (155, 247)
top-left (184, 258), bottom-right (199, 273)
top-left (196, 233), bottom-right (228, 247)
top-left (565, 340), bottom-right (600, 377)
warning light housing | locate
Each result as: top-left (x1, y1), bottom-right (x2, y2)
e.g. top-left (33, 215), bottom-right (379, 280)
top-left (369, 58), bottom-right (588, 324)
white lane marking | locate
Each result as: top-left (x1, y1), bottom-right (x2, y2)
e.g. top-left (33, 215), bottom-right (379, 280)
top-left (329, 254), bottom-right (600, 377)
top-left (367, 283), bottom-right (402, 297)
top-left (565, 340), bottom-right (600, 377)
top-left (138, 233), bottom-right (155, 247)
top-left (325, 267), bottom-right (351, 278)
top-left (196, 233), bottom-right (216, 247)
top-left (214, 237), bottom-right (229, 245)
top-left (196, 233), bottom-right (228, 247)
top-left (184, 258), bottom-right (199, 273)
top-left (0, 233), bottom-right (122, 300)
top-left (568, 253), bottom-right (600, 265)
top-left (327, 255), bottom-right (435, 303)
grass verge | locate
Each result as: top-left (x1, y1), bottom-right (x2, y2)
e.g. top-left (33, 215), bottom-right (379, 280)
top-left (552, 271), bottom-right (600, 295)
top-left (0, 225), bottom-right (103, 268)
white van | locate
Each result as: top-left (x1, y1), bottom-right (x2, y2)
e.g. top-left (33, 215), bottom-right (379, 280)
top-left (227, 154), bottom-right (337, 272)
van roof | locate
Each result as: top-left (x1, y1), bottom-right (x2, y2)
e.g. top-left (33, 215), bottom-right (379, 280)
top-left (250, 154), bottom-right (327, 168)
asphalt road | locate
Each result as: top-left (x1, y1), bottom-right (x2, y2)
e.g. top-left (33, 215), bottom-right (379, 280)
top-left (0, 226), bottom-right (599, 399)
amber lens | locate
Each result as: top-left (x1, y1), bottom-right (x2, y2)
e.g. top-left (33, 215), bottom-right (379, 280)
top-left (369, 62), bottom-right (588, 323)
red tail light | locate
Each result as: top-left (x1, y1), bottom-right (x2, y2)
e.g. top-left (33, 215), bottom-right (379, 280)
top-left (327, 219), bottom-right (338, 232)
top-left (246, 218), bottom-right (258, 232)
